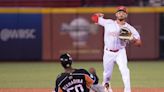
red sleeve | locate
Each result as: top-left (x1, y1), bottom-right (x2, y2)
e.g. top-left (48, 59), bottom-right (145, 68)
top-left (91, 14), bottom-right (98, 23)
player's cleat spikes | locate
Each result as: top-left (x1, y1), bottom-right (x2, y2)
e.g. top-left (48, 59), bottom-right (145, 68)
top-left (104, 83), bottom-right (113, 92)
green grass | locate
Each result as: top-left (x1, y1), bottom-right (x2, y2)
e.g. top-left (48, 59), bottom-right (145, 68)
top-left (0, 61), bottom-right (164, 88)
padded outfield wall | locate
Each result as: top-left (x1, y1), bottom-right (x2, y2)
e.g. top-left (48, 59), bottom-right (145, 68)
top-left (0, 7), bottom-right (162, 61)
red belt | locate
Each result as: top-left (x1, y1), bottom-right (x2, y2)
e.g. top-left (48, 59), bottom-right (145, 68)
top-left (106, 48), bottom-right (119, 52)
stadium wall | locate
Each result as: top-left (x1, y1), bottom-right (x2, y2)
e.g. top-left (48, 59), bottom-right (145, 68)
top-left (0, 7), bottom-right (162, 61)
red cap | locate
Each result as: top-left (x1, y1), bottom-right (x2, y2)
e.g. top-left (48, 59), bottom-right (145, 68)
top-left (116, 6), bottom-right (127, 13)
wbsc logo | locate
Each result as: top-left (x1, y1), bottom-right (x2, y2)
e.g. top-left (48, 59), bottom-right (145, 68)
top-left (0, 28), bottom-right (36, 42)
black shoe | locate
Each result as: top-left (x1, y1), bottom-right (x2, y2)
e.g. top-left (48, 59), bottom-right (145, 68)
top-left (104, 83), bottom-right (109, 89)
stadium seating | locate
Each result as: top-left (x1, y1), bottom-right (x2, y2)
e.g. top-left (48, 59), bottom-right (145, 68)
top-left (0, 0), bottom-right (138, 7)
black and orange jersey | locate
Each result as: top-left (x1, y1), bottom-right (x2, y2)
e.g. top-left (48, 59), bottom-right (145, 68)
top-left (55, 69), bottom-right (94, 92)
top-left (92, 73), bottom-right (99, 85)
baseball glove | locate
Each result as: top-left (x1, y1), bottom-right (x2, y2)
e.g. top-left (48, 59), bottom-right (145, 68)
top-left (119, 27), bottom-right (133, 41)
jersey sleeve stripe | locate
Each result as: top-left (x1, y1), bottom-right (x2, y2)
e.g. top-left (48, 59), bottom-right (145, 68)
top-left (84, 74), bottom-right (94, 88)
top-left (58, 76), bottom-right (68, 87)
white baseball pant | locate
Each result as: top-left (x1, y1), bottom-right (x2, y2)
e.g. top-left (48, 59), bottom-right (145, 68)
top-left (103, 48), bottom-right (131, 92)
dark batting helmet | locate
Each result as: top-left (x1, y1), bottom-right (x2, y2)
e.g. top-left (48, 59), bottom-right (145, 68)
top-left (60, 53), bottom-right (72, 68)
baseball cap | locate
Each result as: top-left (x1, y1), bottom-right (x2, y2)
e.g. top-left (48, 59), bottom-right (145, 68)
top-left (116, 6), bottom-right (127, 13)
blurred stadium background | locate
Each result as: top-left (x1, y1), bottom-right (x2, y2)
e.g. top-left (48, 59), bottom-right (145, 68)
top-left (0, 0), bottom-right (164, 92)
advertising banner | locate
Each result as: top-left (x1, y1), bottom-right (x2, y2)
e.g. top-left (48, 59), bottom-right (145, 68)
top-left (0, 14), bottom-right (42, 60)
top-left (51, 14), bottom-right (103, 60)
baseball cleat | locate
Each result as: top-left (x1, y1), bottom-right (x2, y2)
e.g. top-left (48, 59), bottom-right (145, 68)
top-left (104, 83), bottom-right (113, 92)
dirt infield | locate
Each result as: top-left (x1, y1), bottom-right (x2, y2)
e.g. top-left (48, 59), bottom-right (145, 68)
top-left (0, 88), bottom-right (164, 92)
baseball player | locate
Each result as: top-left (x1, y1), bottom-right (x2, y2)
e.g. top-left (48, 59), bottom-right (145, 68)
top-left (54, 53), bottom-right (102, 92)
top-left (91, 6), bottom-right (142, 92)
top-left (89, 67), bottom-right (105, 92)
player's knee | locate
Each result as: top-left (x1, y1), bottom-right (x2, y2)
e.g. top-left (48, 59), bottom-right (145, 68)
top-left (124, 67), bottom-right (130, 73)
top-left (121, 67), bottom-right (130, 75)
top-left (126, 68), bottom-right (130, 74)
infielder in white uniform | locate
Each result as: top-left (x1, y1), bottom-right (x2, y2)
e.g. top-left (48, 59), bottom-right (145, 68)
top-left (91, 6), bottom-right (142, 92)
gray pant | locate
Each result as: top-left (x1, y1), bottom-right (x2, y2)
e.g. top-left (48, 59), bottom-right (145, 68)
top-left (90, 84), bottom-right (105, 92)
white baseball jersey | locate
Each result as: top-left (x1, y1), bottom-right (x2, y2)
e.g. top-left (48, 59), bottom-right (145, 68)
top-left (98, 17), bottom-right (140, 50)
top-left (98, 16), bottom-right (141, 92)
